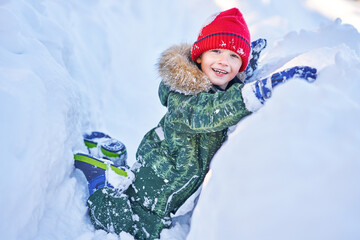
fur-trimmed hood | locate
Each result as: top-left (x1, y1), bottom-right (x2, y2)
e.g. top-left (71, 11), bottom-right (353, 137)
top-left (157, 44), bottom-right (212, 95)
top-left (157, 44), bottom-right (246, 96)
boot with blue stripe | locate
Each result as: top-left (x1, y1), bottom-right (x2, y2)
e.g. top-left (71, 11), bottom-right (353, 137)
top-left (83, 131), bottom-right (110, 151)
top-left (74, 153), bottom-right (129, 195)
top-left (83, 131), bottom-right (128, 167)
top-left (75, 131), bottom-right (132, 195)
top-left (98, 138), bottom-right (127, 167)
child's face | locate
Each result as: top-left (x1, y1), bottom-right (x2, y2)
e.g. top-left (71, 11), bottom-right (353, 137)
top-left (196, 49), bottom-right (242, 90)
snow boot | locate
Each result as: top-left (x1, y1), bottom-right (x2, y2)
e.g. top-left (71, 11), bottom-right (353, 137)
top-left (83, 131), bottom-right (110, 155)
top-left (83, 131), bottom-right (128, 167)
top-left (98, 138), bottom-right (127, 167)
top-left (74, 152), bottom-right (128, 195)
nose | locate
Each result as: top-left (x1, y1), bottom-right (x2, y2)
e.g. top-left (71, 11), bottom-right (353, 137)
top-left (218, 53), bottom-right (229, 66)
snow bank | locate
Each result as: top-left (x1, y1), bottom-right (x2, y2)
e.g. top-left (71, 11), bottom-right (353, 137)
top-left (1, 0), bottom-right (360, 239)
top-left (187, 1), bottom-right (360, 240)
top-left (0, 0), bottom-right (219, 239)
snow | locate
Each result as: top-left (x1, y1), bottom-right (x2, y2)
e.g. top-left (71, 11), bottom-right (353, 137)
top-left (107, 165), bottom-right (135, 194)
top-left (0, 0), bottom-right (360, 239)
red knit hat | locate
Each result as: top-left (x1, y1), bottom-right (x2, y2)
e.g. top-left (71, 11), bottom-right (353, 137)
top-left (191, 8), bottom-right (251, 72)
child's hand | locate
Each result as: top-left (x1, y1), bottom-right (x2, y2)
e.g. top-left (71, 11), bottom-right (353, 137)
top-left (255, 66), bottom-right (317, 102)
top-left (241, 66), bottom-right (318, 111)
top-left (245, 38), bottom-right (267, 80)
top-left (271, 66), bottom-right (317, 88)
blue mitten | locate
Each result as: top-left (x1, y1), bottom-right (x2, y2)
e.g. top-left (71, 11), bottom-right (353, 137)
top-left (241, 66), bottom-right (317, 111)
top-left (245, 38), bottom-right (267, 80)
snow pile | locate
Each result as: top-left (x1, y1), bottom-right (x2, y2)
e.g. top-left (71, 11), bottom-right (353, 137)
top-left (187, 1), bottom-right (360, 240)
top-left (0, 0), bottom-right (218, 239)
top-left (1, 0), bottom-right (360, 239)
top-left (107, 166), bottom-right (135, 194)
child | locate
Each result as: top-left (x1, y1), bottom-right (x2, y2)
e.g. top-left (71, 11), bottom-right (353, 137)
top-left (75, 8), bottom-right (317, 239)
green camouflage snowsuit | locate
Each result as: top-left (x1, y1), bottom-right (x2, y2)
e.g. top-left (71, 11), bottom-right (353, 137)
top-left (87, 44), bottom-right (252, 239)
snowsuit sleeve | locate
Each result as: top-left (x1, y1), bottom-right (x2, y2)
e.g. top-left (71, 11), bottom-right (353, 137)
top-left (164, 83), bottom-right (252, 133)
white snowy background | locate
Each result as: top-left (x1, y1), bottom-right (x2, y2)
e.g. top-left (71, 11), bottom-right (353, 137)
top-left (1, 0), bottom-right (360, 239)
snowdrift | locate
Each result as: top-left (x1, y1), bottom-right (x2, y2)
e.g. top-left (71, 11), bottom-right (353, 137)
top-left (188, 19), bottom-right (360, 240)
top-left (188, 1), bottom-right (360, 239)
top-left (1, 0), bottom-right (359, 239)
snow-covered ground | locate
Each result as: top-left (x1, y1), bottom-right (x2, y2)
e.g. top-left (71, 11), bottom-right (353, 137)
top-left (1, 0), bottom-right (359, 239)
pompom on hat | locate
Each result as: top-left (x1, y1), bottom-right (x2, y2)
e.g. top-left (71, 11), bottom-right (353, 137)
top-left (191, 8), bottom-right (251, 72)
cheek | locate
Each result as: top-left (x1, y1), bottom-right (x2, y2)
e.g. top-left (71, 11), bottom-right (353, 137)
top-left (230, 62), bottom-right (241, 73)
top-left (200, 59), bottom-right (212, 71)
top-left (237, 64), bottom-right (242, 72)
top-left (229, 71), bottom-right (238, 80)
top-left (234, 60), bottom-right (242, 72)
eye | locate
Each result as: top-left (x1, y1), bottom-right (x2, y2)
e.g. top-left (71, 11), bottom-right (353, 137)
top-left (231, 53), bottom-right (240, 59)
top-left (211, 49), bottom-right (221, 54)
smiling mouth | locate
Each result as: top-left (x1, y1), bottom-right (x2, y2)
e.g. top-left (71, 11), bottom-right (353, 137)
top-left (212, 68), bottom-right (228, 74)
